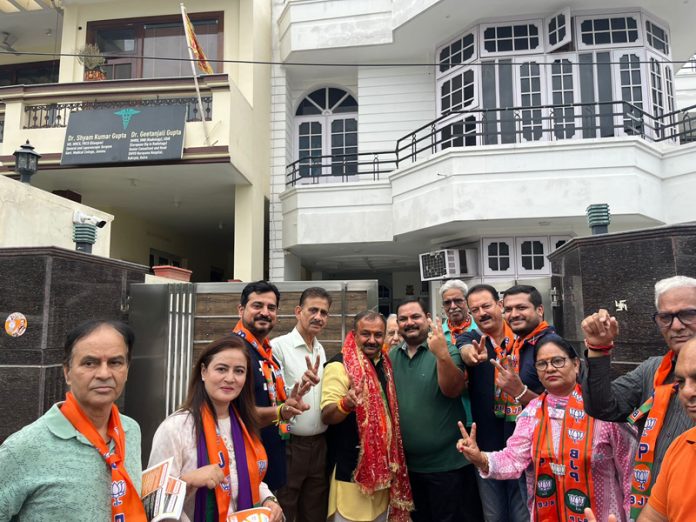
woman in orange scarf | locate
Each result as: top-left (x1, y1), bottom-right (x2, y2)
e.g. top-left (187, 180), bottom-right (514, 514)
top-left (149, 335), bottom-right (283, 522)
top-left (457, 335), bottom-right (636, 521)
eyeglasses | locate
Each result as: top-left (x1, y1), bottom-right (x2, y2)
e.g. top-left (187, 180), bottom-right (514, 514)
top-left (443, 298), bottom-right (466, 308)
top-left (652, 309), bottom-right (696, 329)
top-left (534, 356), bottom-right (568, 371)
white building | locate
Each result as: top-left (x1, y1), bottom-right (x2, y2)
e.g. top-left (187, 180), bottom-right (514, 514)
top-left (269, 0), bottom-right (696, 312)
top-left (0, 0), bottom-right (271, 282)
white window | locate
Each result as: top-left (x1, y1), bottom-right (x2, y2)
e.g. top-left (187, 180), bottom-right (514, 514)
top-left (517, 237), bottom-right (550, 276)
top-left (614, 51), bottom-right (645, 136)
top-left (577, 15), bottom-right (642, 49)
top-left (438, 31), bottom-right (476, 75)
top-left (516, 60), bottom-right (545, 142)
top-left (482, 238), bottom-right (516, 276)
top-left (547, 56), bottom-right (578, 139)
top-left (439, 68), bottom-right (477, 113)
top-left (645, 20), bottom-right (670, 56)
top-left (549, 236), bottom-right (572, 252)
top-left (546, 8), bottom-right (572, 52)
top-left (649, 57), bottom-right (665, 139)
top-left (480, 21), bottom-right (542, 56)
top-left (664, 65), bottom-right (676, 141)
top-left (294, 87), bottom-right (358, 183)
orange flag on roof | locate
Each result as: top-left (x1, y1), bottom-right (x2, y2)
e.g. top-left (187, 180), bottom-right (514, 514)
top-left (182, 8), bottom-right (214, 74)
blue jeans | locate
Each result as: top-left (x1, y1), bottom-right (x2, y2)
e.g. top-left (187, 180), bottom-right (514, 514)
top-left (475, 474), bottom-right (529, 522)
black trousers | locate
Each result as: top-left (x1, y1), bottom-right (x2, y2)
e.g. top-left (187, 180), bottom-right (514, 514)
top-left (409, 465), bottom-right (484, 522)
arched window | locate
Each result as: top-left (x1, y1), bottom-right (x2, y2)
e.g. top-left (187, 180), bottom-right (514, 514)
top-left (295, 87), bottom-right (358, 181)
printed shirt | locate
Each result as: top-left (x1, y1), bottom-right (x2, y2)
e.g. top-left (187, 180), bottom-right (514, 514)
top-left (482, 393), bottom-right (637, 522)
top-left (271, 327), bottom-right (327, 436)
top-left (148, 411), bottom-right (272, 522)
top-left (0, 403), bottom-right (142, 521)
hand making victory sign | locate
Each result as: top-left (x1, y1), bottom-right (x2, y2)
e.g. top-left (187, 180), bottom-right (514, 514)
top-left (490, 357), bottom-right (526, 400)
top-left (301, 354), bottom-right (321, 387)
top-left (455, 421), bottom-right (488, 472)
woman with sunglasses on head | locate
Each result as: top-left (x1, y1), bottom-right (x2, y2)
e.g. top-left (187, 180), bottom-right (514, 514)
top-left (149, 335), bottom-right (284, 522)
top-left (456, 334), bottom-right (636, 521)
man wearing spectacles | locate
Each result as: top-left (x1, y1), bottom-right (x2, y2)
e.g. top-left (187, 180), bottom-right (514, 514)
top-left (439, 280), bottom-right (477, 430)
top-left (456, 284), bottom-right (552, 522)
top-left (581, 275), bottom-right (696, 521)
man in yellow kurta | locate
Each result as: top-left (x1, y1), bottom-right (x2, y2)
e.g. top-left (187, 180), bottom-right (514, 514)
top-left (320, 311), bottom-right (413, 522)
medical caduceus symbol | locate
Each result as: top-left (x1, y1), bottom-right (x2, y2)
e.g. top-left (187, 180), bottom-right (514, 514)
top-left (114, 108), bottom-right (141, 130)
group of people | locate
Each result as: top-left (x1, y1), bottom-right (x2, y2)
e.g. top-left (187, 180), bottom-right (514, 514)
top-left (1, 276), bottom-right (696, 522)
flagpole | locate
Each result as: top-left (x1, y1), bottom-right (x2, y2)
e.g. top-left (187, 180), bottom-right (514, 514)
top-left (181, 2), bottom-right (212, 147)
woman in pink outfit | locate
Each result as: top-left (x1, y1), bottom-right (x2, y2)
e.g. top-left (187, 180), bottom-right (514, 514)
top-left (457, 335), bottom-right (636, 522)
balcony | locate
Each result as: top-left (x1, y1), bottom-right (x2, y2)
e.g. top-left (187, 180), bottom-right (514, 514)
top-left (0, 74), bottom-right (235, 167)
top-left (286, 100), bottom-right (696, 186)
top-left (281, 99), bottom-right (696, 251)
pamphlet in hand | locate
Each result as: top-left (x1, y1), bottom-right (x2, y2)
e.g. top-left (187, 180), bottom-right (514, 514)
top-left (226, 506), bottom-right (272, 522)
top-left (141, 457), bottom-right (187, 521)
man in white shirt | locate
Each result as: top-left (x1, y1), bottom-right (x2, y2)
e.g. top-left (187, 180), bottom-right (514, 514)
top-left (272, 287), bottom-right (332, 522)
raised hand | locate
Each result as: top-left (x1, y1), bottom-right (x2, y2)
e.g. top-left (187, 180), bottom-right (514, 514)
top-left (456, 421), bottom-right (487, 470)
top-left (281, 381), bottom-right (311, 420)
top-left (302, 355), bottom-right (321, 387)
top-left (490, 357), bottom-right (525, 398)
top-left (461, 337), bottom-right (488, 365)
top-left (581, 309), bottom-right (619, 347)
top-left (343, 375), bottom-right (364, 410)
top-left (427, 317), bottom-right (448, 357)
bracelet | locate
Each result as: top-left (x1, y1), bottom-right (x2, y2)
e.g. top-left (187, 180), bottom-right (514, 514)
top-left (275, 404), bottom-right (284, 424)
top-left (262, 495), bottom-right (279, 505)
top-left (514, 385), bottom-right (528, 404)
top-left (584, 339), bottom-right (615, 352)
top-left (337, 397), bottom-right (354, 415)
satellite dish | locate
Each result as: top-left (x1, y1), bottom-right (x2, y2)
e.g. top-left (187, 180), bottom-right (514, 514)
top-left (0, 32), bottom-right (20, 55)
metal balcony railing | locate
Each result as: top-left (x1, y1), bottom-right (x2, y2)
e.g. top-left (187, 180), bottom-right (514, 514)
top-left (286, 100), bottom-right (696, 186)
top-left (286, 150), bottom-right (397, 186)
top-left (23, 97), bottom-right (212, 129)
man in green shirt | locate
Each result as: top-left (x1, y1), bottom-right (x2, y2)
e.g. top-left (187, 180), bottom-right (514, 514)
top-left (390, 297), bottom-right (483, 522)
top-left (0, 320), bottom-right (142, 521)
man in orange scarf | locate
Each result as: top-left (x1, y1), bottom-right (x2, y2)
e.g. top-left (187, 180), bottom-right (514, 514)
top-left (0, 320), bottom-right (145, 521)
top-left (457, 284), bottom-right (554, 522)
top-left (640, 337), bottom-right (696, 522)
top-left (321, 311), bottom-right (413, 522)
top-left (233, 281), bottom-right (310, 494)
top-left (581, 275), bottom-right (696, 520)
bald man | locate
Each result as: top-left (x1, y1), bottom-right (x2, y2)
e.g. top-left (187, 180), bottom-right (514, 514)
top-left (638, 338), bottom-right (696, 521)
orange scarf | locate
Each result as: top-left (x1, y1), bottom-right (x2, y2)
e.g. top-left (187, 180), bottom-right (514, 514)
top-left (232, 320), bottom-right (289, 436)
top-left (627, 351), bottom-right (677, 520)
top-left (448, 315), bottom-right (472, 338)
top-left (60, 392), bottom-right (146, 521)
top-left (485, 321), bottom-right (515, 420)
top-left (532, 385), bottom-right (596, 520)
top-left (200, 404), bottom-right (267, 521)
top-left (342, 332), bottom-right (414, 522)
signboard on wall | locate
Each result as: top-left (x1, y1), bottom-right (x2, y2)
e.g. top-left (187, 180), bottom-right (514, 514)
top-left (61, 105), bottom-right (186, 165)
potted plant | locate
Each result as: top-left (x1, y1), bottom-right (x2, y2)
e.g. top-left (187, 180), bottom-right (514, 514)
top-left (77, 43), bottom-right (106, 81)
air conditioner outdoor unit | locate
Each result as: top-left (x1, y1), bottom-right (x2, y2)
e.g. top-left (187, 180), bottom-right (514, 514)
top-left (419, 248), bottom-right (478, 281)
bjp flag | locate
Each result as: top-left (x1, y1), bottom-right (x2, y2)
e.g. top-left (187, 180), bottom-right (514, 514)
top-left (182, 9), bottom-right (214, 74)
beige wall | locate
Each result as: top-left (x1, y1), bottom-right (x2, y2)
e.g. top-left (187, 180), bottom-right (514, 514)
top-left (108, 209), bottom-right (233, 282)
top-left (0, 175), bottom-right (112, 256)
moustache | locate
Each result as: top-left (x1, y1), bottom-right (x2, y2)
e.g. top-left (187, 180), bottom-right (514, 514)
top-left (310, 320), bottom-right (323, 326)
top-left (254, 315), bottom-right (273, 323)
top-left (478, 315), bottom-right (492, 322)
top-left (363, 342), bottom-right (380, 349)
top-left (404, 325), bottom-right (420, 332)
